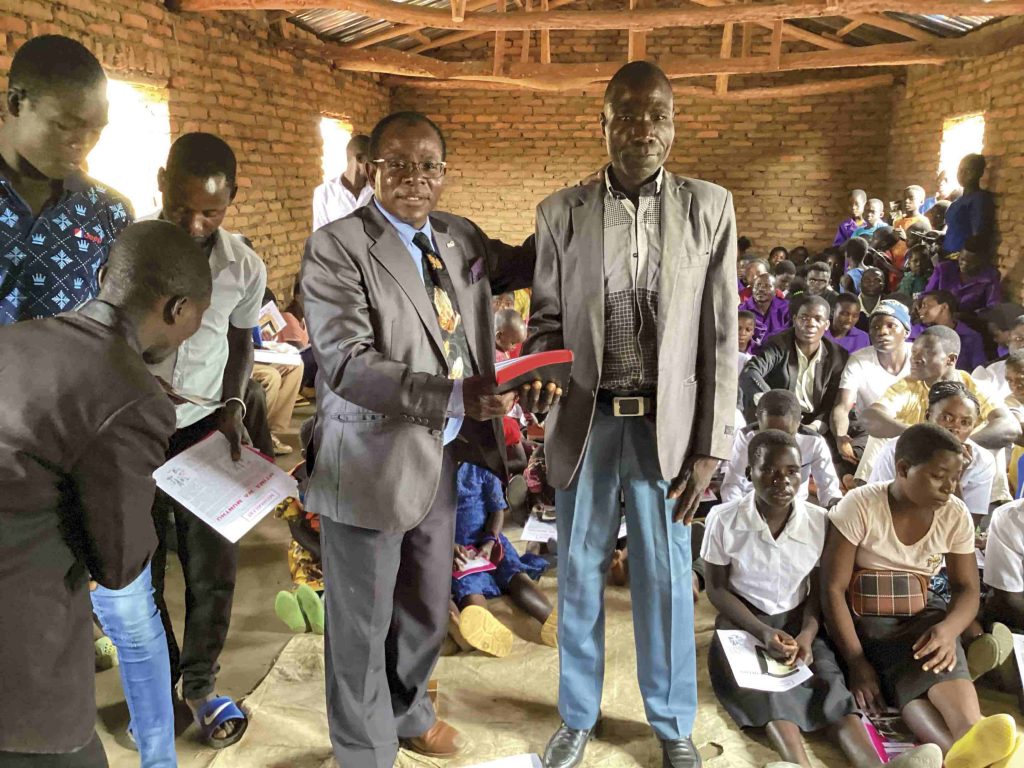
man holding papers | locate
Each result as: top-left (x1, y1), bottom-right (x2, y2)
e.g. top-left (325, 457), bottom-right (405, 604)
top-left (0, 221), bottom-right (211, 766)
top-left (302, 111), bottom-right (537, 768)
top-left (524, 62), bottom-right (738, 768)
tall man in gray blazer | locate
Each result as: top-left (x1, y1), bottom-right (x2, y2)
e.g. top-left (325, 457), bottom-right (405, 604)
top-left (302, 112), bottom-right (534, 768)
top-left (525, 62), bottom-right (738, 768)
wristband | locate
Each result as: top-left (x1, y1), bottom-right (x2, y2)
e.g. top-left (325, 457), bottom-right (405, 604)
top-left (480, 535), bottom-right (498, 544)
top-left (223, 396), bottom-right (247, 419)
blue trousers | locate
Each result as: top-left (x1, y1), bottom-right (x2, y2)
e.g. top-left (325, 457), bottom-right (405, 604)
top-left (91, 564), bottom-right (176, 768)
top-left (555, 405), bottom-right (698, 740)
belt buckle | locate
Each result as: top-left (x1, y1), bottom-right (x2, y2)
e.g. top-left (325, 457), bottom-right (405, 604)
top-left (612, 396), bottom-right (646, 417)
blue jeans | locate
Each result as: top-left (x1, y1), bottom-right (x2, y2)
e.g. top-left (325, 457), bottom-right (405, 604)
top-left (91, 564), bottom-right (177, 768)
top-left (555, 405), bottom-right (698, 740)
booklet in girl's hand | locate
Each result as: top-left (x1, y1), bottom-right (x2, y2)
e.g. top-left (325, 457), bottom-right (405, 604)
top-left (453, 548), bottom-right (498, 579)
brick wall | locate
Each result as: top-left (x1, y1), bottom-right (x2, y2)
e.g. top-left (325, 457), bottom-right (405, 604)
top-left (392, 84), bottom-right (894, 253)
top-left (887, 18), bottom-right (1024, 292)
top-left (0, 0), bottom-right (391, 294)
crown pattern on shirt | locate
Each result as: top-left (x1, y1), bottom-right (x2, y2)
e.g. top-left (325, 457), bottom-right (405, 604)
top-left (51, 251), bottom-right (72, 269)
top-left (74, 204), bottom-right (87, 216)
top-left (0, 208), bottom-right (18, 228)
top-left (51, 291), bottom-right (70, 309)
top-left (73, 277), bottom-right (84, 290)
top-left (5, 247), bottom-right (26, 265)
top-left (77, 239), bottom-right (90, 252)
top-left (31, 273), bottom-right (45, 286)
top-left (31, 233), bottom-right (45, 245)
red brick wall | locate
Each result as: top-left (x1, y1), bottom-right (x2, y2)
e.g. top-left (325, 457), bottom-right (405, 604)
top-left (0, 0), bottom-right (391, 295)
top-left (391, 84), bottom-right (894, 253)
top-left (887, 18), bottom-right (1024, 292)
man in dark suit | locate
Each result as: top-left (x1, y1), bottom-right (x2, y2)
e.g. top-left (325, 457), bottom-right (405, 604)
top-left (302, 111), bottom-right (536, 768)
top-left (0, 220), bottom-right (211, 766)
top-left (525, 62), bottom-right (738, 768)
top-left (739, 295), bottom-right (849, 430)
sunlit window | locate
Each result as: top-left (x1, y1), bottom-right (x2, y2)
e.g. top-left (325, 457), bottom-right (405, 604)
top-left (939, 113), bottom-right (985, 181)
top-left (85, 79), bottom-right (170, 217)
top-left (320, 116), bottom-right (353, 183)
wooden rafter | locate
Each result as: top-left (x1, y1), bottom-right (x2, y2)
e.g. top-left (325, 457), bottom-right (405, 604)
top-left (627, 0), bottom-right (647, 62)
top-left (716, 22), bottom-right (733, 95)
top-left (494, 0), bottom-right (506, 74)
top-left (848, 13), bottom-right (939, 42)
top-left (684, 0), bottom-right (848, 51)
top-left (308, 21), bottom-right (1024, 87)
top-left (382, 71), bottom-right (895, 98)
top-left (451, 0), bottom-right (467, 22)
top-left (407, 0), bottom-right (575, 54)
top-left (175, 0), bottom-right (1024, 33)
top-left (836, 18), bottom-right (865, 37)
top-left (740, 21), bottom-right (753, 57)
top-left (521, 0), bottom-right (532, 63)
top-left (351, 0), bottom-right (495, 49)
top-left (540, 0), bottom-right (551, 63)
top-left (770, 18), bottom-right (783, 69)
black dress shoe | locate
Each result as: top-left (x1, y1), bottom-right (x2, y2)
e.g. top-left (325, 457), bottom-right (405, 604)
top-left (542, 722), bottom-right (594, 768)
top-left (662, 737), bottom-right (702, 768)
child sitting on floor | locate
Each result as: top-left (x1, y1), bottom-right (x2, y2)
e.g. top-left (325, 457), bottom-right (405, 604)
top-left (704, 430), bottom-right (942, 768)
top-left (823, 422), bottom-right (1023, 768)
top-left (450, 462), bottom-right (557, 657)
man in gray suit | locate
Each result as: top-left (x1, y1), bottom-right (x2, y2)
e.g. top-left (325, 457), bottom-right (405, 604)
top-left (302, 111), bottom-right (536, 768)
top-left (525, 62), bottom-right (738, 768)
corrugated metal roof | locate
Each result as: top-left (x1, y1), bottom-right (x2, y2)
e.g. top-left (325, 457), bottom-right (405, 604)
top-left (288, 5), bottom-right (995, 50)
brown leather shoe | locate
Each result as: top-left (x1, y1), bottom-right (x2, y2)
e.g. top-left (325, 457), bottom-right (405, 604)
top-left (400, 720), bottom-right (467, 758)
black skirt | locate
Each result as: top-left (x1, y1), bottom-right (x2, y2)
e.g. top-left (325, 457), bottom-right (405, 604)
top-left (709, 605), bottom-right (857, 732)
top-left (855, 593), bottom-right (970, 709)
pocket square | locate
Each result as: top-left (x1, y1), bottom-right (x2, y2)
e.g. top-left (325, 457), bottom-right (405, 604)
top-left (469, 256), bottom-right (485, 283)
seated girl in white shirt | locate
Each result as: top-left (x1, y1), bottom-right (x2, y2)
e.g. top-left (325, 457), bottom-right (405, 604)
top-left (704, 430), bottom-right (941, 768)
top-left (823, 423), bottom-right (1021, 768)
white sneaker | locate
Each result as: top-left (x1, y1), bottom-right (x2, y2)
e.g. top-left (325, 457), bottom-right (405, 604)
top-left (272, 435), bottom-right (293, 455)
top-left (887, 744), bottom-right (943, 768)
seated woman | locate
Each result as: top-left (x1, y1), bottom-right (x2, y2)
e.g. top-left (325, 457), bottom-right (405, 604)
top-left (923, 235), bottom-right (1002, 316)
top-left (823, 423), bottom-right (1022, 768)
top-left (450, 463), bottom-right (556, 657)
top-left (704, 430), bottom-right (942, 768)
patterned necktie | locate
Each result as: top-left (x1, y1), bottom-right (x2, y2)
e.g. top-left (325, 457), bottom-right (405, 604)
top-left (412, 231), bottom-right (472, 381)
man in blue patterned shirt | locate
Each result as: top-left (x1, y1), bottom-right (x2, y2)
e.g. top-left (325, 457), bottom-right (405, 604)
top-left (0, 35), bottom-right (132, 326)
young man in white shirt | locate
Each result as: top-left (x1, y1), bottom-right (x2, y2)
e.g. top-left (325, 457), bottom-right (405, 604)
top-left (721, 389), bottom-right (842, 508)
top-left (312, 134), bottom-right (373, 231)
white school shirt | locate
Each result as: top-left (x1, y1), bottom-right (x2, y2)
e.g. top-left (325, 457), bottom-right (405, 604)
top-left (720, 427), bottom-right (843, 507)
top-left (146, 221), bottom-right (267, 428)
top-left (702, 493), bottom-right (828, 615)
top-left (839, 343), bottom-right (912, 415)
top-left (868, 437), bottom-right (995, 516)
top-left (312, 178), bottom-right (373, 231)
top-left (972, 359), bottom-right (1009, 400)
top-left (984, 499), bottom-right (1024, 593)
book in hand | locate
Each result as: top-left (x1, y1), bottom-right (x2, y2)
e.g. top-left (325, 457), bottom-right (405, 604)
top-left (495, 350), bottom-right (573, 394)
top-left (453, 548), bottom-right (498, 579)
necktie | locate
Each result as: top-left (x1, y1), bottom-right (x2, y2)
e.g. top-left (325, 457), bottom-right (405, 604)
top-left (412, 232), bottom-right (473, 381)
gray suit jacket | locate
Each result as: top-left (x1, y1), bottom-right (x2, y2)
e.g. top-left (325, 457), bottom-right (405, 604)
top-left (523, 171), bottom-right (738, 489)
top-left (301, 202), bottom-right (533, 533)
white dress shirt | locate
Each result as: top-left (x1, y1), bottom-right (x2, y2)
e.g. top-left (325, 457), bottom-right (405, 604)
top-left (702, 493), bottom-right (829, 615)
top-left (312, 177), bottom-right (373, 231)
top-left (869, 437), bottom-right (995, 515)
top-left (985, 499), bottom-right (1024, 592)
top-left (720, 426), bottom-right (843, 507)
top-left (146, 223), bottom-right (267, 428)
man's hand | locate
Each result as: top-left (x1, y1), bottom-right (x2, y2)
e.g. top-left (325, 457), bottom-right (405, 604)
top-left (836, 435), bottom-right (857, 463)
top-left (463, 376), bottom-right (517, 421)
top-left (218, 400), bottom-right (246, 462)
top-left (519, 380), bottom-right (562, 414)
top-left (668, 455), bottom-right (720, 524)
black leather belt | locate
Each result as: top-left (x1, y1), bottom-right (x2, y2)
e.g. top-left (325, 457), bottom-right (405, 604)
top-left (596, 390), bottom-right (655, 417)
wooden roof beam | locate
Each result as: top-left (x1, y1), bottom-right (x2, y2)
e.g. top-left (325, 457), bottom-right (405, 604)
top-left (351, 0), bottom-right (495, 49)
top-left (408, 0), bottom-right (575, 53)
top-left (848, 13), bottom-right (940, 41)
top-left (174, 0), bottom-right (1024, 33)
top-left (683, 0), bottom-right (848, 50)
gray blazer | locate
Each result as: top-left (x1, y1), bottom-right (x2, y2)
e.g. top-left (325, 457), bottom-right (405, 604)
top-left (524, 171), bottom-right (738, 489)
top-left (301, 202), bottom-right (533, 532)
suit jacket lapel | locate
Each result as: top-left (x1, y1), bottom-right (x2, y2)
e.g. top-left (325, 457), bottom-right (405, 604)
top-left (433, 218), bottom-right (486, 376)
top-left (658, 173), bottom-right (693, 345)
top-left (364, 206), bottom-right (446, 360)
top-left (569, 186), bottom-right (606, 377)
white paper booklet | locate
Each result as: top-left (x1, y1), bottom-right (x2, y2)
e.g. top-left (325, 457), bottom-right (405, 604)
top-left (716, 629), bottom-right (813, 692)
top-left (464, 755), bottom-right (543, 768)
top-left (153, 432), bottom-right (298, 543)
top-left (520, 516), bottom-right (626, 543)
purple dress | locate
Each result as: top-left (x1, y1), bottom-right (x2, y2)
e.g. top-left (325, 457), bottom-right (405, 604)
top-left (738, 295), bottom-right (791, 354)
top-left (452, 463), bottom-right (547, 603)
top-left (923, 260), bottom-right (1002, 315)
top-left (833, 217), bottom-right (862, 247)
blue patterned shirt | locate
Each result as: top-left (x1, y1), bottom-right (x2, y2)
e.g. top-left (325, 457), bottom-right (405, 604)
top-left (0, 173), bottom-right (133, 325)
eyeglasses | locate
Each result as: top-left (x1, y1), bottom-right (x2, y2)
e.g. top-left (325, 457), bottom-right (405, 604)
top-left (371, 158), bottom-right (447, 179)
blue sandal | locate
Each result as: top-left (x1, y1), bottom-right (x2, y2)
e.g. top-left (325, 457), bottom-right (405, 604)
top-left (193, 696), bottom-right (248, 749)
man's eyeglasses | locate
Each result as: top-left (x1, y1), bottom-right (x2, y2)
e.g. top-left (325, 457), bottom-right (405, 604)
top-left (371, 159), bottom-right (447, 179)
